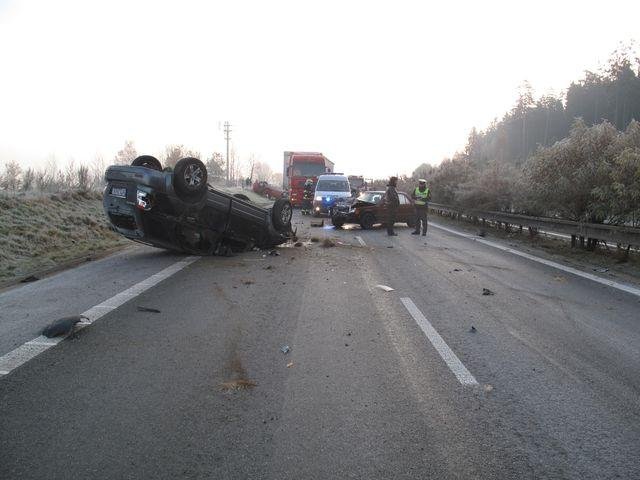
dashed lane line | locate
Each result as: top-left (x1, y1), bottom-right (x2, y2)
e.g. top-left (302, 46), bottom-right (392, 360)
top-left (431, 222), bottom-right (640, 299)
top-left (0, 256), bottom-right (200, 377)
top-left (400, 297), bottom-right (478, 386)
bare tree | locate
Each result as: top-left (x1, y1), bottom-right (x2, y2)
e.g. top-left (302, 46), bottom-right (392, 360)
top-left (1, 160), bottom-right (22, 191)
top-left (21, 168), bottom-right (35, 192)
top-left (114, 140), bottom-right (138, 165)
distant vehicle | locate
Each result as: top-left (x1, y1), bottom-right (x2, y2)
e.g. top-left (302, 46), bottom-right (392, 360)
top-left (330, 190), bottom-right (415, 229)
top-left (252, 180), bottom-right (287, 200)
top-left (104, 156), bottom-right (293, 254)
top-left (312, 173), bottom-right (351, 216)
top-left (283, 151), bottom-right (334, 207)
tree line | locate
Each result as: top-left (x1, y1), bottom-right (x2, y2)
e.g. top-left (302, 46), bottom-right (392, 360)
top-left (409, 44), bottom-right (640, 226)
top-left (0, 140), bottom-right (280, 195)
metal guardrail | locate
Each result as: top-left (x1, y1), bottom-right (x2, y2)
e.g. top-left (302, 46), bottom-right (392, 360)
top-left (428, 202), bottom-right (640, 247)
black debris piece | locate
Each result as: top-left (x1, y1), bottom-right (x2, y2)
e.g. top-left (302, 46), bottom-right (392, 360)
top-left (482, 288), bottom-right (495, 296)
top-left (453, 268), bottom-right (462, 272)
top-left (294, 242), bottom-right (303, 247)
top-left (268, 250), bottom-right (280, 256)
top-left (42, 315), bottom-right (88, 338)
top-left (137, 306), bottom-right (161, 313)
top-left (20, 275), bottom-right (39, 283)
top-left (469, 326), bottom-right (477, 333)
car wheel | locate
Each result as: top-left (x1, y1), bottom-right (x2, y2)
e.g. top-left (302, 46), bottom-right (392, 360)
top-left (331, 216), bottom-right (345, 228)
top-left (132, 155), bottom-right (162, 171)
top-left (360, 212), bottom-right (375, 230)
top-left (173, 157), bottom-right (208, 202)
top-left (272, 198), bottom-right (292, 231)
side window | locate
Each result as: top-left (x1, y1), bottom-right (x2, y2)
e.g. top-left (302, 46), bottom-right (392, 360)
top-left (398, 193), bottom-right (409, 205)
top-left (372, 194), bottom-right (382, 204)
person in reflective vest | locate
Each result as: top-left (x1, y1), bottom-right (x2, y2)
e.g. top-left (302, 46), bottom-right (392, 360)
top-left (411, 179), bottom-right (431, 236)
top-left (302, 178), bottom-right (314, 215)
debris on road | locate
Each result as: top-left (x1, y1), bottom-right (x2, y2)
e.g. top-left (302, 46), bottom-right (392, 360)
top-left (264, 265), bottom-right (274, 270)
top-left (376, 284), bottom-right (395, 292)
top-left (469, 326), bottom-right (477, 333)
top-left (310, 237), bottom-right (320, 242)
top-left (554, 275), bottom-right (567, 282)
top-left (280, 345), bottom-right (291, 354)
top-left (20, 275), bottom-right (39, 283)
top-left (219, 379), bottom-right (257, 392)
top-left (387, 246), bottom-right (394, 248)
top-left (286, 362), bottom-right (294, 368)
top-left (482, 288), bottom-right (495, 296)
top-left (310, 219), bottom-right (324, 227)
top-left (136, 306), bottom-right (161, 313)
top-left (593, 267), bottom-right (609, 273)
top-left (453, 268), bottom-right (462, 272)
top-left (42, 315), bottom-right (88, 338)
top-left (294, 242), bottom-right (303, 247)
top-left (484, 384), bottom-right (494, 393)
top-left (242, 279), bottom-right (255, 285)
top-left (268, 250), bottom-right (280, 256)
top-left (321, 238), bottom-right (336, 248)
top-left (477, 230), bottom-right (486, 237)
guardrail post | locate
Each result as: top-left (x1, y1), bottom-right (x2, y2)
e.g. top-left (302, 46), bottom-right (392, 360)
top-left (571, 235), bottom-right (576, 248)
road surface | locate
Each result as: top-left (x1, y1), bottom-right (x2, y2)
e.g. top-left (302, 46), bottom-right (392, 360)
top-left (1, 212), bottom-right (639, 479)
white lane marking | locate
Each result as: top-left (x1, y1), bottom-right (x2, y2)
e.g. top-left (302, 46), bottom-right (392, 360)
top-left (400, 297), bottom-right (478, 386)
top-left (355, 236), bottom-right (367, 247)
top-left (0, 256), bottom-right (199, 377)
top-left (431, 222), bottom-right (640, 299)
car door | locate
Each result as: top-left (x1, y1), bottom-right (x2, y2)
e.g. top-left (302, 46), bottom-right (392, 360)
top-left (398, 192), bottom-right (413, 223)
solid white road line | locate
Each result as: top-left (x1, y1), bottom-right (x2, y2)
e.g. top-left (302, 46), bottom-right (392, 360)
top-left (431, 222), bottom-right (640, 299)
top-left (400, 297), bottom-right (478, 386)
top-left (0, 256), bottom-right (200, 377)
top-left (355, 236), bottom-right (367, 247)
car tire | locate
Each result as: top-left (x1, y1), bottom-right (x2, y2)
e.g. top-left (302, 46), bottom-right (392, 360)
top-left (360, 212), bottom-right (375, 230)
top-left (132, 155), bottom-right (162, 171)
top-left (272, 198), bottom-right (292, 231)
top-left (173, 157), bottom-right (208, 202)
top-left (331, 216), bottom-right (345, 228)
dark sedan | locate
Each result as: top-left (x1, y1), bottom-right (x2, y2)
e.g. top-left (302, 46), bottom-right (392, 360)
top-left (330, 190), bottom-right (415, 229)
top-left (104, 156), bottom-right (293, 255)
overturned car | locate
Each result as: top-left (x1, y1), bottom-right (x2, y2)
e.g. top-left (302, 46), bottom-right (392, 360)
top-left (103, 155), bottom-right (293, 254)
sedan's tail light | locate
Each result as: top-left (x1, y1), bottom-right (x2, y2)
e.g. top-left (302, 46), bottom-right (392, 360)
top-left (136, 190), bottom-right (154, 211)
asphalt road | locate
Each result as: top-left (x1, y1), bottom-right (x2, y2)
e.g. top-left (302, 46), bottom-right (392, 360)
top-left (1, 212), bottom-right (639, 479)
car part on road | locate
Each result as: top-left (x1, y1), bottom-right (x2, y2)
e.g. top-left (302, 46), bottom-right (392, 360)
top-left (376, 284), bottom-right (394, 292)
top-left (280, 345), bottom-right (291, 354)
top-left (131, 155), bottom-right (163, 171)
top-left (482, 288), bottom-right (495, 295)
top-left (136, 306), bottom-right (161, 313)
top-left (42, 315), bottom-right (88, 338)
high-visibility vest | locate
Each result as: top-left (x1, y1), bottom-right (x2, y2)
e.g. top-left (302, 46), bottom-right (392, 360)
top-left (414, 187), bottom-right (430, 206)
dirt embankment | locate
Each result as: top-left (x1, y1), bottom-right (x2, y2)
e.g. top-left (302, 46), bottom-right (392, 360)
top-left (0, 191), bottom-right (128, 283)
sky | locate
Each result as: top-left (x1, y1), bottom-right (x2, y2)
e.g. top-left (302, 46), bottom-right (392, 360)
top-left (0, 0), bottom-right (638, 179)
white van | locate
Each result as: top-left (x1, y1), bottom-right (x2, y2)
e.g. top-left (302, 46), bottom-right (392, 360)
top-left (312, 174), bottom-right (351, 216)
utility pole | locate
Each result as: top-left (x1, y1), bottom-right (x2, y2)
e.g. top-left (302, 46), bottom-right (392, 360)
top-left (224, 121), bottom-right (231, 185)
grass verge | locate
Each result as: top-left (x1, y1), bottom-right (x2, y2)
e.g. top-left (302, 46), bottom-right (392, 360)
top-left (0, 191), bottom-right (129, 283)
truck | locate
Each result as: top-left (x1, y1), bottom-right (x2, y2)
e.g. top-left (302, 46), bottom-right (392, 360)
top-left (283, 151), bottom-right (334, 207)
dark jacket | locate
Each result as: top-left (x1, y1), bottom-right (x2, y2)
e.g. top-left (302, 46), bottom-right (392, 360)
top-left (385, 184), bottom-right (399, 208)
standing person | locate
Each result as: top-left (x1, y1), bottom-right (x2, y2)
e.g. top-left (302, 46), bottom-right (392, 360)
top-left (302, 178), bottom-right (314, 215)
top-left (411, 178), bottom-right (431, 236)
top-left (384, 176), bottom-right (400, 236)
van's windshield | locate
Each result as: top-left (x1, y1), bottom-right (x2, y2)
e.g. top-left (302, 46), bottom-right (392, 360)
top-left (316, 179), bottom-right (349, 192)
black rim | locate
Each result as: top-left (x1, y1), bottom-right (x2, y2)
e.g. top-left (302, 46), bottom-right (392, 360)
top-left (183, 164), bottom-right (204, 188)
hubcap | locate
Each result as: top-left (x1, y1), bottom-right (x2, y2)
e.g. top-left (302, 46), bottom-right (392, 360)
top-left (184, 164), bottom-right (203, 187)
